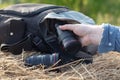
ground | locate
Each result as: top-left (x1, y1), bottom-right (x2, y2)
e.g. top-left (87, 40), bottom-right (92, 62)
top-left (0, 51), bottom-right (120, 80)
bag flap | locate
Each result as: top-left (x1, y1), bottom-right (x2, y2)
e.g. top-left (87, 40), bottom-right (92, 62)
top-left (43, 11), bottom-right (95, 24)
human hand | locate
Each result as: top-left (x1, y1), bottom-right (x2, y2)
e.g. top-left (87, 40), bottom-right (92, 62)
top-left (59, 24), bottom-right (103, 46)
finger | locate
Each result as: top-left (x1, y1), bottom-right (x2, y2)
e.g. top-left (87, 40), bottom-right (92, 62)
top-left (59, 24), bottom-right (75, 31)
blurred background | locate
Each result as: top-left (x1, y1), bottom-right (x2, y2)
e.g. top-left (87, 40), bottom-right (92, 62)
top-left (0, 0), bottom-right (120, 25)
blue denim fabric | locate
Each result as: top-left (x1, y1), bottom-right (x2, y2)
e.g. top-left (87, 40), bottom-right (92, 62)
top-left (98, 23), bottom-right (120, 53)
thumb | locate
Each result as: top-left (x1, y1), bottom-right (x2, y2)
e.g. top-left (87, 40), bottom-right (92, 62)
top-left (59, 24), bottom-right (75, 31)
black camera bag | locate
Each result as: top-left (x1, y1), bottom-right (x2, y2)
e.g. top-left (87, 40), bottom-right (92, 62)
top-left (0, 3), bottom-right (97, 64)
top-left (0, 3), bottom-right (69, 54)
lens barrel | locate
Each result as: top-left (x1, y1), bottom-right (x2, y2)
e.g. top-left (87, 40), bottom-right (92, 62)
top-left (25, 53), bottom-right (59, 67)
top-left (55, 23), bottom-right (81, 54)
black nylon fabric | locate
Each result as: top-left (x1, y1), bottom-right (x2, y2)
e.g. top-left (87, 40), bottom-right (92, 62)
top-left (0, 3), bottom-right (68, 17)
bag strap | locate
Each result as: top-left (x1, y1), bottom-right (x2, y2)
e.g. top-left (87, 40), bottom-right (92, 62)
top-left (0, 33), bottom-right (56, 54)
top-left (0, 34), bottom-right (32, 55)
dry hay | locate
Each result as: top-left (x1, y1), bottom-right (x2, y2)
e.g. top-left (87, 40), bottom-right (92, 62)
top-left (0, 51), bottom-right (120, 80)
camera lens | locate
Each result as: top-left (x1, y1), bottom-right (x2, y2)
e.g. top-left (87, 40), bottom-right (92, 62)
top-left (55, 23), bottom-right (81, 54)
top-left (25, 53), bottom-right (59, 67)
